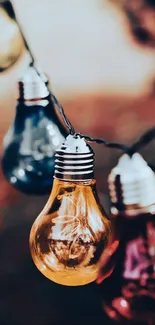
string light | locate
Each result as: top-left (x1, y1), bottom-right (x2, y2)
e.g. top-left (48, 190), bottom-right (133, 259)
top-left (29, 134), bottom-right (111, 286)
top-left (4, 0), bottom-right (155, 156)
top-left (3, 2), bottom-right (155, 295)
top-left (7, 1), bottom-right (155, 157)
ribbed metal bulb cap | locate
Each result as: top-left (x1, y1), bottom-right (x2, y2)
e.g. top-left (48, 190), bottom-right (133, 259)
top-left (54, 134), bottom-right (94, 181)
top-left (108, 153), bottom-right (155, 216)
top-left (18, 65), bottom-right (49, 101)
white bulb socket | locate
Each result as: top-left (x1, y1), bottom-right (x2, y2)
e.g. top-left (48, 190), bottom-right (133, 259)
top-left (18, 65), bottom-right (49, 101)
top-left (54, 134), bottom-right (94, 181)
top-left (108, 153), bottom-right (155, 216)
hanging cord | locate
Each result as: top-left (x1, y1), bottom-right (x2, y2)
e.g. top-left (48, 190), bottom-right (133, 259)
top-left (6, 0), bottom-right (35, 65)
top-left (51, 94), bottom-right (76, 135)
top-left (127, 127), bottom-right (155, 156)
top-left (9, 1), bottom-right (155, 155)
top-left (8, 0), bottom-right (76, 134)
top-left (75, 133), bottom-right (129, 152)
top-left (50, 92), bottom-right (155, 154)
top-left (51, 95), bottom-right (155, 156)
top-left (8, 0), bottom-right (126, 148)
top-left (50, 93), bottom-right (129, 151)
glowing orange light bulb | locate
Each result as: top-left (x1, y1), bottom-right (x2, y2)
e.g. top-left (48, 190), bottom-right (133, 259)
top-left (29, 135), bottom-right (111, 286)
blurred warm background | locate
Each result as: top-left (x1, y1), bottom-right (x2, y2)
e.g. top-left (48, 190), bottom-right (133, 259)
top-left (0, 1), bottom-right (155, 324)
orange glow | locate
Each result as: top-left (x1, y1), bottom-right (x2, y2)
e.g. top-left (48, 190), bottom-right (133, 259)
top-left (29, 179), bottom-right (111, 286)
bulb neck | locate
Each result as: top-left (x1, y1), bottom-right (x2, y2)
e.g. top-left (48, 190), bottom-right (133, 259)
top-left (111, 203), bottom-right (155, 218)
top-left (17, 65), bottom-right (49, 103)
top-left (54, 135), bottom-right (94, 182)
top-left (17, 97), bottom-right (50, 108)
top-left (53, 178), bottom-right (95, 186)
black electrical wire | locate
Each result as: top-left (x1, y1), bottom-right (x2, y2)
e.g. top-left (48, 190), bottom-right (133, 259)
top-left (6, 0), bottom-right (35, 65)
top-left (51, 94), bottom-right (75, 135)
top-left (76, 133), bottom-right (129, 152)
top-left (127, 127), bottom-right (155, 156)
top-left (50, 95), bottom-right (155, 155)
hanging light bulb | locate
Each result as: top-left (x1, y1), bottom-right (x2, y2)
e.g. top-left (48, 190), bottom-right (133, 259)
top-left (98, 153), bottom-right (155, 324)
top-left (29, 134), bottom-right (111, 286)
top-left (0, 0), bottom-right (24, 71)
top-left (1, 64), bottom-right (67, 195)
